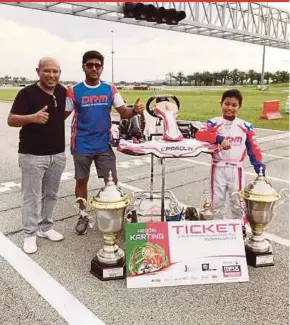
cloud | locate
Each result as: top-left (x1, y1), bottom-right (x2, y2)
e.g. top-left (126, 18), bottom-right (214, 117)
top-left (0, 18), bottom-right (112, 80)
top-left (0, 3), bottom-right (289, 83)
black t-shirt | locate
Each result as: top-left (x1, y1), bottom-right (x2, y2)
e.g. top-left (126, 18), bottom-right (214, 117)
top-left (10, 83), bottom-right (66, 155)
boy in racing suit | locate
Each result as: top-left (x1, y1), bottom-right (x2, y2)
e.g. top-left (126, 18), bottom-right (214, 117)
top-left (195, 89), bottom-right (265, 233)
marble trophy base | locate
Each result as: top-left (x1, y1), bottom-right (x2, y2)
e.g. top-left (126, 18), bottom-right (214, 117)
top-left (91, 256), bottom-right (126, 281)
top-left (245, 246), bottom-right (274, 267)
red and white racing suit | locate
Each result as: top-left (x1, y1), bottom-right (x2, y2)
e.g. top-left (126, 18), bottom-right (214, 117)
top-left (196, 116), bottom-right (265, 220)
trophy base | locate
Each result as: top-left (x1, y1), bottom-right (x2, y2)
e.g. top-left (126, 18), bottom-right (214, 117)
top-left (90, 256), bottom-right (126, 281)
top-left (245, 247), bottom-right (274, 267)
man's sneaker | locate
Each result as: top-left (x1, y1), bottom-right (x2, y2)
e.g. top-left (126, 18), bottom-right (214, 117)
top-left (37, 229), bottom-right (64, 241)
top-left (75, 215), bottom-right (89, 235)
top-left (23, 236), bottom-right (37, 254)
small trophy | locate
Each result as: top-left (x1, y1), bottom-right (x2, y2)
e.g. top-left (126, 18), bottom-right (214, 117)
top-left (184, 189), bottom-right (214, 221)
top-left (239, 168), bottom-right (287, 267)
top-left (89, 172), bottom-right (131, 280)
top-left (199, 189), bottom-right (214, 220)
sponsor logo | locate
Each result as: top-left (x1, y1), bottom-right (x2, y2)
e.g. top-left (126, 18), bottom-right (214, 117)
top-left (184, 265), bottom-right (198, 272)
top-left (222, 265), bottom-right (241, 277)
top-left (202, 263), bottom-right (210, 271)
top-left (201, 263), bottom-right (217, 272)
top-left (161, 146), bottom-right (196, 152)
top-left (81, 95), bottom-right (108, 104)
top-left (225, 136), bottom-right (243, 145)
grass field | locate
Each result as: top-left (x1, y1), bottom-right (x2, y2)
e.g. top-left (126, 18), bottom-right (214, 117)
top-left (0, 85), bottom-right (289, 131)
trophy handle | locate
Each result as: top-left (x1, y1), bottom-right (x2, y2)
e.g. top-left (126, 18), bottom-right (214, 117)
top-left (230, 192), bottom-right (245, 210)
top-left (229, 192), bottom-right (247, 220)
top-left (273, 188), bottom-right (289, 216)
top-left (279, 188), bottom-right (289, 204)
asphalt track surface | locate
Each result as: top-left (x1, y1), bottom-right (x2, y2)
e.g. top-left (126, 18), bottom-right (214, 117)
top-left (0, 101), bottom-right (289, 325)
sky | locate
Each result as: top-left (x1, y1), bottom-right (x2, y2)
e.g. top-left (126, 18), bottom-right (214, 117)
top-left (0, 2), bottom-right (289, 83)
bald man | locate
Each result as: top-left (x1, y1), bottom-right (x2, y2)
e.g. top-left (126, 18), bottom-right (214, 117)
top-left (8, 57), bottom-right (67, 254)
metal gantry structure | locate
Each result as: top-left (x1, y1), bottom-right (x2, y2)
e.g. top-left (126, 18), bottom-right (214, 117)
top-left (1, 2), bottom-right (289, 49)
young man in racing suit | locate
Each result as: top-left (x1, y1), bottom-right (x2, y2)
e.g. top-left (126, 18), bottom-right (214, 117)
top-left (195, 89), bottom-right (265, 234)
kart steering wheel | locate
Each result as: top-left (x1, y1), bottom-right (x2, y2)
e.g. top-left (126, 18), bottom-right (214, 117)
top-left (146, 95), bottom-right (180, 118)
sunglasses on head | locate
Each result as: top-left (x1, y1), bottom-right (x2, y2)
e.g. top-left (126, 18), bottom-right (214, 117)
top-left (84, 62), bottom-right (103, 70)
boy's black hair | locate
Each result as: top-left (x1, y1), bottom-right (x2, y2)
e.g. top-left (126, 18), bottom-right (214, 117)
top-left (221, 89), bottom-right (243, 106)
top-left (82, 50), bottom-right (104, 65)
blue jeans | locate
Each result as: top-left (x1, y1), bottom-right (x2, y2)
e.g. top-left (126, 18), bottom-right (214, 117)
top-left (19, 153), bottom-right (66, 237)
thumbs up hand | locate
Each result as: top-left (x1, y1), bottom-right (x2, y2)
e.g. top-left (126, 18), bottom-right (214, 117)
top-left (32, 105), bottom-right (50, 124)
top-left (133, 97), bottom-right (144, 115)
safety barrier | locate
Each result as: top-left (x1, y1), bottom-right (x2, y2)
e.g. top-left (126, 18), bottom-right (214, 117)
top-left (260, 100), bottom-right (281, 120)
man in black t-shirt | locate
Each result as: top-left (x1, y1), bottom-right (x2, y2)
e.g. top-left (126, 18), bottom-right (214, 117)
top-left (8, 57), bottom-right (66, 254)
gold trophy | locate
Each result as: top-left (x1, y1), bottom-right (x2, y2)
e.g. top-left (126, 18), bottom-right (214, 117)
top-left (90, 172), bottom-right (130, 280)
top-left (239, 168), bottom-right (287, 267)
top-left (199, 190), bottom-right (214, 220)
top-left (185, 190), bottom-right (214, 221)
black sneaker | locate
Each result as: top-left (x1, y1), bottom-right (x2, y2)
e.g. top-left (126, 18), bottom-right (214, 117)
top-left (75, 216), bottom-right (89, 235)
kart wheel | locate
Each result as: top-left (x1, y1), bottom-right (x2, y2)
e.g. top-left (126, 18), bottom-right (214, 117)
top-left (185, 206), bottom-right (199, 221)
top-left (131, 210), bottom-right (138, 223)
top-left (126, 209), bottom-right (138, 223)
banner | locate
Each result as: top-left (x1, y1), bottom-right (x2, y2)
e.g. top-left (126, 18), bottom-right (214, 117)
top-left (125, 220), bottom-right (249, 288)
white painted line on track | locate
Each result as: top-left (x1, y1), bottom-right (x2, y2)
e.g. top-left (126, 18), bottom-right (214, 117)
top-left (277, 140), bottom-right (290, 144)
top-left (181, 158), bottom-right (290, 184)
top-left (256, 128), bottom-right (285, 132)
top-left (265, 232), bottom-right (289, 247)
top-left (258, 132), bottom-right (289, 143)
top-left (245, 171), bottom-right (290, 184)
top-left (263, 153), bottom-right (289, 160)
top-left (0, 187), bottom-right (10, 193)
top-left (0, 232), bottom-right (105, 325)
top-left (119, 182), bottom-right (289, 248)
top-left (1, 151), bottom-right (288, 194)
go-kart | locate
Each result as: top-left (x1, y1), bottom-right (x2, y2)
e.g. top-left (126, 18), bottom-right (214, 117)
top-left (111, 95), bottom-right (219, 223)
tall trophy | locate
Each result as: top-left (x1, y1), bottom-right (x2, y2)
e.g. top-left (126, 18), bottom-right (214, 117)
top-left (239, 168), bottom-right (286, 267)
top-left (90, 171), bottom-right (131, 280)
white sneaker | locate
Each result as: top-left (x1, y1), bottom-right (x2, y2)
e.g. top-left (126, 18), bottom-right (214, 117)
top-left (23, 236), bottom-right (37, 254)
top-left (37, 229), bottom-right (64, 241)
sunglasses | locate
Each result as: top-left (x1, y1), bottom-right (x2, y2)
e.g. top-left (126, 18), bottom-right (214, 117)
top-left (52, 95), bottom-right (58, 111)
top-left (84, 62), bottom-right (103, 70)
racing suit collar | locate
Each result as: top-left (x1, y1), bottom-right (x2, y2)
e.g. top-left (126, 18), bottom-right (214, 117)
top-left (222, 115), bottom-right (236, 122)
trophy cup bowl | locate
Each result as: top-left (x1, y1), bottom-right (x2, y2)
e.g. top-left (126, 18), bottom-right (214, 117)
top-left (242, 200), bottom-right (276, 252)
top-left (89, 171), bottom-right (131, 280)
top-left (239, 168), bottom-right (281, 267)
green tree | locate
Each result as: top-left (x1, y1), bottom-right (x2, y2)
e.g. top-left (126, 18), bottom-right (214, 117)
top-left (166, 72), bottom-right (175, 86)
top-left (173, 71), bottom-right (185, 86)
top-left (220, 69), bottom-right (229, 85)
top-left (247, 69), bottom-right (257, 85)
